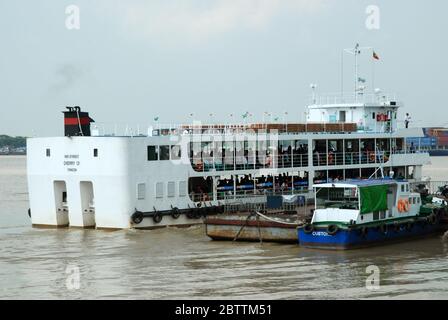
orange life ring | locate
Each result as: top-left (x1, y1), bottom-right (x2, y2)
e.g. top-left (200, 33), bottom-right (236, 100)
top-left (403, 199), bottom-right (410, 212)
top-left (398, 199), bottom-right (410, 213)
top-left (397, 200), bottom-right (403, 212)
top-left (369, 152), bottom-right (375, 162)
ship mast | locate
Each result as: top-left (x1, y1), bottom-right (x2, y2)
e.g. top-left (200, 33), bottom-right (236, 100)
top-left (343, 44), bottom-right (373, 102)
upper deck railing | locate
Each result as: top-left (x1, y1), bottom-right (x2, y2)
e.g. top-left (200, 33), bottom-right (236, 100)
top-left (309, 92), bottom-right (398, 106)
top-left (91, 122), bottom-right (360, 137)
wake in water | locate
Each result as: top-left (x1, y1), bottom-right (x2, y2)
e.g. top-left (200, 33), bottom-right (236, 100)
top-left (443, 231), bottom-right (448, 242)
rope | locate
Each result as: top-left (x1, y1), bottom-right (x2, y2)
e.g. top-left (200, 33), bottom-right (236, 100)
top-left (254, 211), bottom-right (301, 226)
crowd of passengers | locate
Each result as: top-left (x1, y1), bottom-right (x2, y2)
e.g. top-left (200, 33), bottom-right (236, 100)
top-left (191, 144), bottom-right (309, 169)
top-left (217, 173), bottom-right (309, 193)
top-left (312, 143), bottom-right (393, 165)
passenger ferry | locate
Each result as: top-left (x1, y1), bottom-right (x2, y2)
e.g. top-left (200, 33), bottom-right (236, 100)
top-left (297, 179), bottom-right (447, 250)
top-left (26, 95), bottom-right (430, 230)
top-left (26, 46), bottom-right (431, 230)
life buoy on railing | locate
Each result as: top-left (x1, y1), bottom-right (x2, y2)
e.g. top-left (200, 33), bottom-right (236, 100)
top-left (369, 152), bottom-right (375, 162)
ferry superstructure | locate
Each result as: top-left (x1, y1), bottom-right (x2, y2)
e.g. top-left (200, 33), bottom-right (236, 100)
top-left (26, 93), bottom-right (430, 230)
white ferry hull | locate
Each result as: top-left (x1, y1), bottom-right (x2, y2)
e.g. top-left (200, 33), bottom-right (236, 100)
top-left (27, 137), bottom-right (203, 230)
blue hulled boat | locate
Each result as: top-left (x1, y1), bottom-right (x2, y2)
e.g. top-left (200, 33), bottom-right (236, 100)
top-left (297, 180), bottom-right (448, 250)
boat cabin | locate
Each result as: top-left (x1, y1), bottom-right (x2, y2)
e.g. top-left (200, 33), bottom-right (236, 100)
top-left (312, 180), bottom-right (421, 226)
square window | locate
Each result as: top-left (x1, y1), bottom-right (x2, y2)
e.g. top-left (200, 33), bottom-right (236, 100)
top-left (160, 145), bottom-right (170, 160)
top-left (147, 146), bottom-right (159, 161)
top-left (137, 183), bottom-right (146, 200)
top-left (46, 148), bottom-right (51, 157)
top-left (179, 181), bottom-right (187, 197)
top-left (167, 181), bottom-right (175, 197)
top-left (171, 145), bottom-right (181, 160)
top-left (156, 182), bottom-right (164, 198)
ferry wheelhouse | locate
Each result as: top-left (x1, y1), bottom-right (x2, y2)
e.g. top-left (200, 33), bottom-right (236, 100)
top-left (26, 93), bottom-right (430, 230)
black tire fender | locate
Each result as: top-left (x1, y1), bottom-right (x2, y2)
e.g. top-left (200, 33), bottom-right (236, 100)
top-left (153, 212), bottom-right (163, 224)
top-left (428, 213), bottom-right (437, 225)
top-left (193, 208), bottom-right (202, 219)
top-left (131, 211), bottom-right (144, 224)
top-left (186, 209), bottom-right (195, 219)
top-left (303, 224), bottom-right (314, 234)
top-left (327, 224), bottom-right (339, 236)
top-left (171, 207), bottom-right (181, 219)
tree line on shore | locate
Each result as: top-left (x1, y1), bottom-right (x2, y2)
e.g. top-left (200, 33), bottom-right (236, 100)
top-left (0, 135), bottom-right (27, 148)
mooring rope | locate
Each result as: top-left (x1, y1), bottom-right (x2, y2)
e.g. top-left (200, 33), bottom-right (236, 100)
top-left (254, 211), bottom-right (302, 226)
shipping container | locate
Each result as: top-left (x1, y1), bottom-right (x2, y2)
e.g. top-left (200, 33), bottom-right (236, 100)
top-left (437, 137), bottom-right (448, 146)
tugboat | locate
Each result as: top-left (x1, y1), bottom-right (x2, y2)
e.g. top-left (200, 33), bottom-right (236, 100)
top-left (297, 179), bottom-right (448, 250)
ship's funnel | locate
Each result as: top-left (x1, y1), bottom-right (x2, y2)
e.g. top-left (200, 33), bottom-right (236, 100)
top-left (63, 106), bottom-right (95, 137)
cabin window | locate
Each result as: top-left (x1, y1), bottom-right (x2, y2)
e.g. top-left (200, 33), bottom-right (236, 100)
top-left (315, 187), bottom-right (359, 210)
top-left (46, 148), bottom-right (51, 157)
top-left (171, 145), bottom-right (181, 160)
top-left (417, 197), bottom-right (420, 204)
top-left (93, 148), bottom-right (98, 157)
top-left (179, 181), bottom-right (187, 197)
top-left (380, 211), bottom-right (386, 219)
top-left (147, 146), bottom-right (158, 161)
top-left (372, 112), bottom-right (376, 119)
top-left (167, 181), bottom-right (175, 197)
top-left (137, 183), bottom-right (146, 200)
top-left (401, 185), bottom-right (405, 192)
top-left (160, 145), bottom-right (170, 160)
top-left (373, 212), bottom-right (379, 221)
top-left (406, 184), bottom-right (409, 192)
top-left (155, 182), bottom-right (164, 198)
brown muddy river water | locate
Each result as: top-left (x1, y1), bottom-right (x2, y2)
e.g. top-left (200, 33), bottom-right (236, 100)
top-left (1, 156), bottom-right (448, 299)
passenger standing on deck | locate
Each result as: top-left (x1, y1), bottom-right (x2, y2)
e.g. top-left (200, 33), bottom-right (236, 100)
top-left (404, 113), bottom-right (411, 128)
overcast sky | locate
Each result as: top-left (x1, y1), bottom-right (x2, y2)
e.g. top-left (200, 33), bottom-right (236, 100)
top-left (0, 0), bottom-right (447, 136)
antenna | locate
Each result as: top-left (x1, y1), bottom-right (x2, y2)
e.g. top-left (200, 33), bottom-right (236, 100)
top-left (343, 44), bottom-right (374, 101)
top-left (310, 84), bottom-right (317, 104)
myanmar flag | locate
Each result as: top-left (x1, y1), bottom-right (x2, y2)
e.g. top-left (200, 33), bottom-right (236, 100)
top-left (373, 51), bottom-right (380, 60)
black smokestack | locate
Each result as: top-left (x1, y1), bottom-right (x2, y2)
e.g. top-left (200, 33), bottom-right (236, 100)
top-left (62, 106), bottom-right (95, 137)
